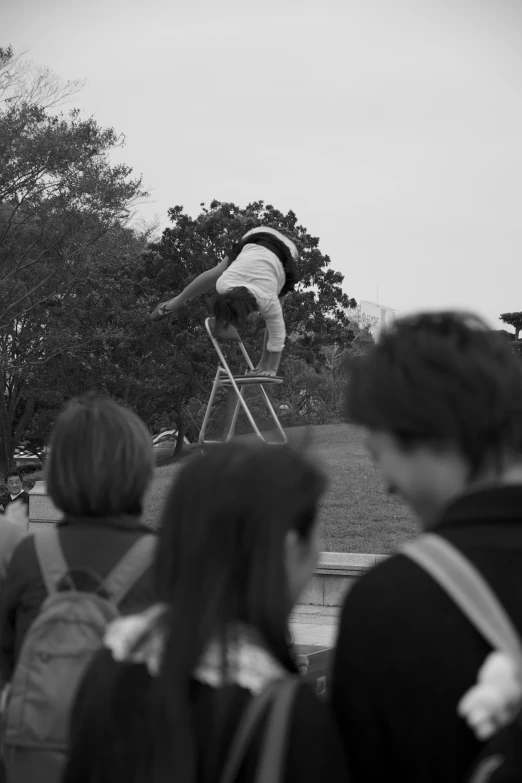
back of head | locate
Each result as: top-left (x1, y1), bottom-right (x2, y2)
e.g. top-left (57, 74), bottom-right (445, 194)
top-left (346, 310), bottom-right (522, 476)
top-left (46, 395), bottom-right (154, 517)
top-left (211, 286), bottom-right (258, 331)
top-left (157, 441), bottom-right (325, 638)
top-left (151, 441), bottom-right (326, 781)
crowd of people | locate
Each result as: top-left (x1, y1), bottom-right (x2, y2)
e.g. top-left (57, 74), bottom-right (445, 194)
top-left (0, 309), bottom-right (521, 783)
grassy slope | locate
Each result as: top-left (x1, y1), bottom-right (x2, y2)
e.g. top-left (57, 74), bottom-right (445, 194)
top-left (142, 423), bottom-right (418, 554)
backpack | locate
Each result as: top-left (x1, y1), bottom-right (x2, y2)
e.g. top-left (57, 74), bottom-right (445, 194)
top-left (2, 526), bottom-right (156, 783)
top-left (402, 534), bottom-right (522, 783)
top-left (220, 677), bottom-right (300, 783)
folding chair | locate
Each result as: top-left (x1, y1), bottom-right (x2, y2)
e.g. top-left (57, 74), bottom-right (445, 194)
top-left (199, 317), bottom-right (287, 446)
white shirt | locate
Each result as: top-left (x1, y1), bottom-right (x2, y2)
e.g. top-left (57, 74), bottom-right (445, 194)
top-left (216, 244), bottom-right (287, 352)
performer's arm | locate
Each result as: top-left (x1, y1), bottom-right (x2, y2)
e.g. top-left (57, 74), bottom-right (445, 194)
top-left (258, 298), bottom-right (285, 374)
top-left (176, 258), bottom-right (229, 304)
top-left (151, 258), bottom-right (229, 320)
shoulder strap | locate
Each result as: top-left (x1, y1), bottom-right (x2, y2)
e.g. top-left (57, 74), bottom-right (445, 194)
top-left (220, 679), bottom-right (298, 783)
top-left (102, 535), bottom-right (156, 606)
top-left (401, 534), bottom-right (522, 661)
top-left (34, 527), bottom-right (69, 597)
top-left (254, 678), bottom-right (299, 783)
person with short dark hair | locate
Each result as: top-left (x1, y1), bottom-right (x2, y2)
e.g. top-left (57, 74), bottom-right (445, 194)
top-left (0, 471), bottom-right (29, 514)
top-left (331, 311), bottom-right (522, 783)
top-left (63, 442), bottom-right (348, 783)
top-left (150, 226), bottom-right (300, 378)
top-left (0, 395), bottom-right (158, 683)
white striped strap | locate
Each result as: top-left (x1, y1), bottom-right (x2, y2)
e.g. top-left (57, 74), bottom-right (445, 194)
top-left (34, 529), bottom-right (155, 605)
top-left (102, 535), bottom-right (156, 605)
top-left (34, 527), bottom-right (68, 596)
top-left (401, 534), bottom-right (522, 661)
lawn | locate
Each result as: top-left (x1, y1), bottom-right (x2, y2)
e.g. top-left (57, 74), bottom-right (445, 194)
top-left (142, 423), bottom-right (418, 554)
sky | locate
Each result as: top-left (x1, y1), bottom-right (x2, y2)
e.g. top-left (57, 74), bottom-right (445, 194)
top-left (4, 0), bottom-right (522, 331)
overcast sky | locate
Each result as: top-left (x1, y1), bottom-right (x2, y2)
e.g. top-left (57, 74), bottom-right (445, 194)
top-left (4, 0), bottom-right (522, 331)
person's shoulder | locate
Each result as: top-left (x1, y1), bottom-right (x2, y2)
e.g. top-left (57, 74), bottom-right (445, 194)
top-left (1, 531), bottom-right (38, 590)
top-left (0, 520), bottom-right (26, 547)
top-left (7, 530), bottom-right (35, 557)
top-left (257, 296), bottom-right (283, 313)
top-left (342, 549), bottom-right (434, 613)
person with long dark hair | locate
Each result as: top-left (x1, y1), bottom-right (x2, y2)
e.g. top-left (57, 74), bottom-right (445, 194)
top-left (150, 226), bottom-right (300, 378)
top-left (63, 442), bottom-right (348, 783)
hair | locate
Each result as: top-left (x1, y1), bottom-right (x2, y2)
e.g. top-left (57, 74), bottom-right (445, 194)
top-left (151, 441), bottom-right (326, 783)
top-left (346, 310), bottom-right (522, 477)
top-left (5, 470), bottom-right (22, 484)
top-left (46, 395), bottom-right (154, 517)
top-left (211, 286), bottom-right (258, 331)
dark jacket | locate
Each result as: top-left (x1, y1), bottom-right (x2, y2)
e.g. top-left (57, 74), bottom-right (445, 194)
top-left (0, 521), bottom-right (26, 591)
top-left (331, 485), bottom-right (522, 783)
top-left (0, 515), bottom-right (157, 682)
top-left (64, 648), bottom-right (348, 783)
top-left (0, 491), bottom-right (30, 511)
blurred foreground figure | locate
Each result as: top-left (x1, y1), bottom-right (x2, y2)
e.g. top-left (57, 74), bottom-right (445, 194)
top-left (64, 442), bottom-right (348, 783)
top-left (0, 396), bottom-right (157, 783)
top-left (332, 311), bottom-right (522, 783)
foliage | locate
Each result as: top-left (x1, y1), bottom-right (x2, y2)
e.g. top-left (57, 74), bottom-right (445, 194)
top-left (0, 48), bottom-right (146, 474)
top-left (500, 312), bottom-right (522, 339)
top-left (1, 45), bottom-right (363, 469)
top-left (148, 199), bottom-right (359, 438)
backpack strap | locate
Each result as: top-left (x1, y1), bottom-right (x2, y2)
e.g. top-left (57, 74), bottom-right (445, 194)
top-left (401, 534), bottom-right (522, 661)
top-left (102, 535), bottom-right (156, 606)
top-left (254, 678), bottom-right (299, 783)
top-left (34, 527), bottom-right (69, 597)
top-left (220, 678), bottom-right (299, 783)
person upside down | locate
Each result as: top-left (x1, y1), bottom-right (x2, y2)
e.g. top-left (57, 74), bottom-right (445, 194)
top-left (150, 226), bottom-right (300, 378)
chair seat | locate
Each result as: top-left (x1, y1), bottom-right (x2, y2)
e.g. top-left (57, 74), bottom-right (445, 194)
top-left (220, 375), bottom-right (284, 386)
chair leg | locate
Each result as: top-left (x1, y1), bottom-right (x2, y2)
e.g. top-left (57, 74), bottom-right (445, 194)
top-left (224, 390), bottom-right (243, 442)
top-left (200, 318), bottom-right (288, 446)
top-left (199, 368), bottom-right (222, 445)
top-left (257, 384), bottom-right (287, 444)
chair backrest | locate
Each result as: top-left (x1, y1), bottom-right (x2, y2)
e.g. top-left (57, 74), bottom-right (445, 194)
top-left (206, 317), bottom-right (243, 343)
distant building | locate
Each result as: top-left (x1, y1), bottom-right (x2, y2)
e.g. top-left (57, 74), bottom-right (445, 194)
top-left (348, 301), bottom-right (398, 339)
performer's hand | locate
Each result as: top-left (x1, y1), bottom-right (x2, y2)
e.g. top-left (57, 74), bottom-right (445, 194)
top-left (150, 297), bottom-right (182, 322)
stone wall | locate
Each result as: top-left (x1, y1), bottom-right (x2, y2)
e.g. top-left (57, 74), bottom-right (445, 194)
top-left (300, 552), bottom-right (388, 607)
top-left (28, 482), bottom-right (387, 606)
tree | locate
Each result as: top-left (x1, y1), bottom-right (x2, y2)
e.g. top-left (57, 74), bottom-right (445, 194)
top-left (0, 45), bottom-right (83, 111)
top-left (500, 312), bottom-right (522, 339)
top-left (0, 48), bottom-right (147, 474)
top-left (146, 200), bottom-right (358, 439)
top-left (3, 196), bottom-right (361, 468)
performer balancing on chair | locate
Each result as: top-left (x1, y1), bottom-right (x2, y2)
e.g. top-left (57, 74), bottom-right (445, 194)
top-left (150, 226), bottom-right (300, 378)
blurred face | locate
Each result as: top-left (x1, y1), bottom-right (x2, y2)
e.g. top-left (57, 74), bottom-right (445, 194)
top-left (6, 475), bottom-right (22, 495)
top-left (365, 431), bottom-right (470, 529)
top-left (285, 518), bottom-right (322, 608)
